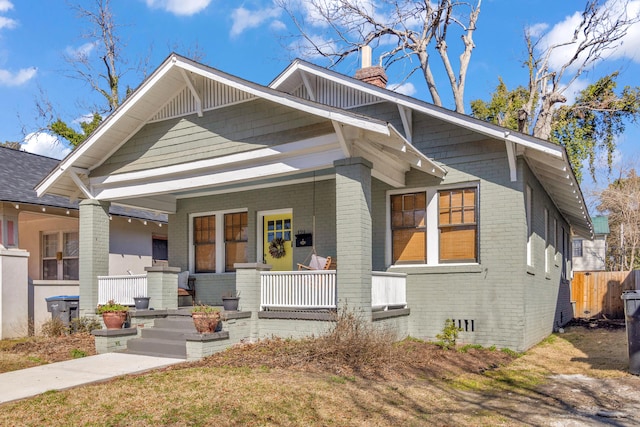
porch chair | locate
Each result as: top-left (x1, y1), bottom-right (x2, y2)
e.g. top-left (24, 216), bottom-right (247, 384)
top-left (297, 254), bottom-right (335, 271)
top-left (177, 271), bottom-right (196, 305)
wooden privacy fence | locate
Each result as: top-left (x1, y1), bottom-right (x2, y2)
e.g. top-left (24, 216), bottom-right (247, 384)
top-left (571, 271), bottom-right (640, 319)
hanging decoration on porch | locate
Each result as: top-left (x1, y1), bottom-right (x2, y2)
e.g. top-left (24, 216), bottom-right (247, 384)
top-left (268, 237), bottom-right (286, 259)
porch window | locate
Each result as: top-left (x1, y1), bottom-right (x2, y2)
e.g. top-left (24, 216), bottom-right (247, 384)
top-left (438, 188), bottom-right (477, 262)
top-left (224, 212), bottom-right (248, 272)
top-left (42, 231), bottom-right (79, 280)
top-left (191, 209), bottom-right (248, 274)
top-left (194, 215), bottom-right (216, 273)
top-left (391, 192), bottom-right (426, 263)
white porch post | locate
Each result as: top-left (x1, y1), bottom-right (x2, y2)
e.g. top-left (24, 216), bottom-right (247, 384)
top-left (334, 157), bottom-right (373, 318)
top-left (79, 199), bottom-right (110, 317)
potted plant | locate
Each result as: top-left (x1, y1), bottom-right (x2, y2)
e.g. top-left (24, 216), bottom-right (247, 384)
top-left (96, 300), bottom-right (129, 329)
top-left (133, 296), bottom-right (150, 310)
top-left (191, 304), bottom-right (221, 333)
top-left (221, 291), bottom-right (240, 311)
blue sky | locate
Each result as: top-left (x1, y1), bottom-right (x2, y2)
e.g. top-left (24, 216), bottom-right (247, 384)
top-left (0, 0), bottom-right (639, 197)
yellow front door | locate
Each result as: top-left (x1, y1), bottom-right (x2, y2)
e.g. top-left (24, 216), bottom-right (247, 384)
top-left (263, 214), bottom-right (293, 271)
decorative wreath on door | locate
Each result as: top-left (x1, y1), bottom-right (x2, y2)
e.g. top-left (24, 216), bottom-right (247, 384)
top-left (268, 237), bottom-right (286, 259)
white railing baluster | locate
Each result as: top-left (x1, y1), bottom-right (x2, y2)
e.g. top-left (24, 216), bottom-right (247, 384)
top-left (97, 274), bottom-right (148, 306)
top-left (260, 270), bottom-right (337, 310)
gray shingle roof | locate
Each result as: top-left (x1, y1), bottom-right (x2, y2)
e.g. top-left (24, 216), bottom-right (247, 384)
top-left (0, 146), bottom-right (167, 222)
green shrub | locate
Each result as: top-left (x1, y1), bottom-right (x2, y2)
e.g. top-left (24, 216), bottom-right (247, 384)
top-left (70, 348), bottom-right (88, 358)
top-left (435, 319), bottom-right (463, 350)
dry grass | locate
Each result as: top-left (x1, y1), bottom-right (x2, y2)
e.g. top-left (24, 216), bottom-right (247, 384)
top-left (0, 320), bottom-right (638, 426)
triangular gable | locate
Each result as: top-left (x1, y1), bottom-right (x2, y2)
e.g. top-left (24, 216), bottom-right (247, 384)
top-left (271, 60), bottom-right (593, 239)
top-left (36, 53), bottom-right (445, 210)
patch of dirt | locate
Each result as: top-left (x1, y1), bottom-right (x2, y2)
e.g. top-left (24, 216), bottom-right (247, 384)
top-left (7, 333), bottom-right (96, 363)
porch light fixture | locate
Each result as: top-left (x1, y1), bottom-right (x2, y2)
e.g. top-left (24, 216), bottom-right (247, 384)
top-left (66, 210), bottom-right (70, 215)
top-left (42, 207), bottom-right (46, 212)
top-left (158, 223), bottom-right (162, 227)
top-left (14, 204), bottom-right (19, 209)
top-left (143, 221), bottom-right (147, 225)
top-left (128, 218), bottom-right (132, 223)
top-left (109, 216), bottom-right (112, 220)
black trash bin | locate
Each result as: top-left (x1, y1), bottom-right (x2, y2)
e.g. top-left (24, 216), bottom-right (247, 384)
top-left (45, 295), bottom-right (80, 326)
top-left (621, 290), bottom-right (640, 375)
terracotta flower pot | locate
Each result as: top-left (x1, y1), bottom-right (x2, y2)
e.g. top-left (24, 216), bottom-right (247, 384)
top-left (102, 311), bottom-right (127, 329)
top-left (191, 311), bottom-right (220, 333)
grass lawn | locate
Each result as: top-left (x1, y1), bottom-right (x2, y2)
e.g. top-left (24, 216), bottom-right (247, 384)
top-left (0, 322), bottom-right (638, 426)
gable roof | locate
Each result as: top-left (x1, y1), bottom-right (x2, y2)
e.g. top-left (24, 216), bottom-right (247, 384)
top-left (271, 59), bottom-right (593, 238)
top-left (35, 53), bottom-right (445, 208)
top-left (0, 147), bottom-right (166, 222)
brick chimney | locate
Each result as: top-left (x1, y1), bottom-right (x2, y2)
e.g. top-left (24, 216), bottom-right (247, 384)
top-left (355, 46), bottom-right (387, 89)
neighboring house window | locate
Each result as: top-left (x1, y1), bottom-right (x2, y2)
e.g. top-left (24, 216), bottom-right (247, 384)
top-left (152, 236), bottom-right (168, 261)
top-left (438, 188), bottom-right (477, 263)
top-left (526, 185), bottom-right (533, 267)
top-left (192, 210), bottom-right (248, 273)
top-left (42, 231), bottom-right (79, 280)
top-left (224, 212), bottom-right (248, 272)
top-left (391, 192), bottom-right (426, 263)
top-left (389, 185), bottom-right (478, 265)
top-left (561, 227), bottom-right (567, 279)
top-left (573, 239), bottom-right (583, 257)
top-left (552, 217), bottom-right (558, 265)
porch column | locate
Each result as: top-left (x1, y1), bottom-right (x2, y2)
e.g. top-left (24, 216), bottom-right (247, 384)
top-left (235, 263), bottom-right (272, 342)
top-left (79, 199), bottom-right (110, 317)
top-left (334, 157), bottom-right (372, 318)
top-left (145, 266), bottom-right (179, 310)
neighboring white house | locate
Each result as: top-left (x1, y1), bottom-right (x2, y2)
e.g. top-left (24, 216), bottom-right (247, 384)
top-left (0, 147), bottom-right (168, 338)
top-left (572, 216), bottom-right (609, 272)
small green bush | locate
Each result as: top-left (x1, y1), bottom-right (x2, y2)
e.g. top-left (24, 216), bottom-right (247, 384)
top-left (435, 319), bottom-right (463, 350)
top-left (70, 348), bottom-right (88, 358)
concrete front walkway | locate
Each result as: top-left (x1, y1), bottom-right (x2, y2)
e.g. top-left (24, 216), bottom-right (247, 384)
top-left (0, 353), bottom-right (184, 404)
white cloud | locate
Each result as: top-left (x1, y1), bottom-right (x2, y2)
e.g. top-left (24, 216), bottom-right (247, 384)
top-left (230, 6), bottom-right (282, 37)
top-left (145, 0), bottom-right (211, 16)
top-left (0, 0), bottom-right (12, 12)
top-left (0, 67), bottom-right (36, 86)
top-left (22, 132), bottom-right (71, 160)
top-left (562, 78), bottom-right (590, 105)
top-left (65, 42), bottom-right (97, 60)
top-left (537, 0), bottom-right (640, 71)
top-left (0, 15), bottom-right (16, 30)
top-left (270, 20), bottom-right (287, 32)
top-left (389, 82), bottom-right (416, 96)
top-left (289, 34), bottom-right (337, 59)
top-left (526, 22), bottom-right (549, 38)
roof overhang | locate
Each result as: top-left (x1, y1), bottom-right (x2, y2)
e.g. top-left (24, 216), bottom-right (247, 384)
top-left (271, 60), bottom-right (593, 238)
top-left (36, 54), bottom-right (444, 213)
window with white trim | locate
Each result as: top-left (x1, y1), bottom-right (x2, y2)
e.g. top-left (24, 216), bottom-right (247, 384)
top-left (544, 208), bottom-right (549, 274)
top-left (389, 185), bottom-right (478, 265)
top-left (42, 231), bottom-right (79, 280)
top-left (526, 185), bottom-right (533, 267)
top-left (192, 210), bottom-right (248, 273)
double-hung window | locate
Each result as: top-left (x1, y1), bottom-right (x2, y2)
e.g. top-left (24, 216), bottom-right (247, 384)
top-left (389, 185), bottom-right (479, 265)
top-left (391, 192), bottom-right (426, 263)
top-left (192, 210), bottom-right (248, 273)
top-left (438, 188), bottom-right (477, 263)
top-left (42, 231), bottom-right (79, 280)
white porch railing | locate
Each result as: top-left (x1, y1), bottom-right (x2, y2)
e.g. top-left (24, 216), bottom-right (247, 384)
top-left (260, 270), bottom-right (337, 310)
top-left (371, 272), bottom-right (407, 311)
top-left (98, 274), bottom-right (147, 305)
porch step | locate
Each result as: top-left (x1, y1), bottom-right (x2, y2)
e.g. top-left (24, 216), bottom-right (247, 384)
top-left (153, 316), bottom-right (197, 331)
top-left (124, 315), bottom-right (197, 359)
top-left (126, 337), bottom-right (187, 359)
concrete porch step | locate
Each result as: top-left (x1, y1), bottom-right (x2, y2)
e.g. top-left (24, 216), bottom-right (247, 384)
top-left (153, 316), bottom-right (197, 331)
top-left (126, 337), bottom-right (187, 359)
top-left (140, 327), bottom-right (191, 341)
